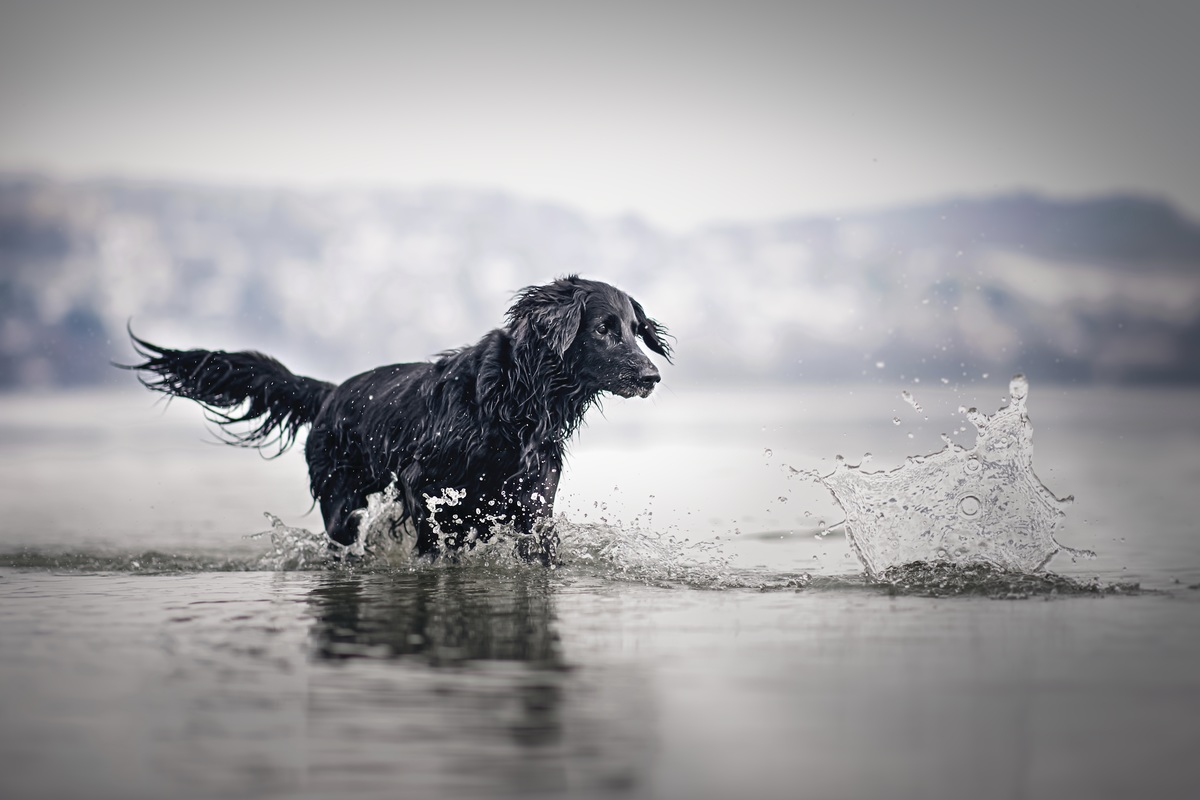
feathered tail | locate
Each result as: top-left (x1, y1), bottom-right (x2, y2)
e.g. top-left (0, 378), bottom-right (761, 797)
top-left (122, 329), bottom-right (335, 456)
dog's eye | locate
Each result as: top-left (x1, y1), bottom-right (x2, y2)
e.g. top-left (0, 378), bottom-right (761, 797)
top-left (595, 324), bottom-right (608, 336)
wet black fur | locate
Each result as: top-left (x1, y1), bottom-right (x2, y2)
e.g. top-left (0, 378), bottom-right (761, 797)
top-left (125, 276), bottom-right (670, 563)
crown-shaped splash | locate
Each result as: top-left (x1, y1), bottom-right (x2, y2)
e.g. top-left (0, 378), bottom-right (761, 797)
top-left (821, 375), bottom-right (1088, 578)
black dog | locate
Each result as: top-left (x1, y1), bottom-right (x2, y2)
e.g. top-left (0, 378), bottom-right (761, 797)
top-left (127, 276), bottom-right (670, 563)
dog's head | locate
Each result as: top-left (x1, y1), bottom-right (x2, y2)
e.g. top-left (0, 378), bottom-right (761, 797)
top-left (508, 276), bottom-right (671, 398)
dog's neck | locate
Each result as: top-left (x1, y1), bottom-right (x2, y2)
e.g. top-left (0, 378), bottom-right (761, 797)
top-left (487, 333), bottom-right (597, 462)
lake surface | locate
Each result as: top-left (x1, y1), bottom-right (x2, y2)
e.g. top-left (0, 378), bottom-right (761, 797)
top-left (2, 383), bottom-right (1198, 799)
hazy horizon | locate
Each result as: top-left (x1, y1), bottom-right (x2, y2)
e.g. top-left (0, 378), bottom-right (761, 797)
top-left (4, 175), bottom-right (1199, 390)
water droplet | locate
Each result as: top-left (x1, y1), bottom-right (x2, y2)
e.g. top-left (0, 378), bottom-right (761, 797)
top-left (1009, 373), bottom-right (1028, 401)
top-left (958, 495), bottom-right (981, 516)
top-left (892, 416), bottom-right (902, 426)
top-left (901, 389), bottom-right (924, 415)
top-left (763, 448), bottom-right (773, 458)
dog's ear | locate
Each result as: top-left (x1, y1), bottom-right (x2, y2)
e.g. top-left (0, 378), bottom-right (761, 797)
top-left (631, 298), bottom-right (673, 362)
top-left (508, 277), bottom-right (587, 357)
top-left (476, 340), bottom-right (506, 404)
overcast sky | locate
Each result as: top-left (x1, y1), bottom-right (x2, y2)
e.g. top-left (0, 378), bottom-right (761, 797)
top-left (1, 0), bottom-right (1197, 230)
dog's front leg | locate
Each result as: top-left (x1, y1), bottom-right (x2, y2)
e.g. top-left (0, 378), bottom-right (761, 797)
top-left (509, 452), bottom-right (562, 566)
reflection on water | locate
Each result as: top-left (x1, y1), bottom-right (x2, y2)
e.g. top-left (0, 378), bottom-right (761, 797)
top-left (307, 569), bottom-right (562, 665)
top-left (300, 570), bottom-right (652, 799)
top-left (0, 570), bottom-right (653, 800)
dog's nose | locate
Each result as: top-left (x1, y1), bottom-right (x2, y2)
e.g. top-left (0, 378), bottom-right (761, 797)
top-left (638, 365), bottom-right (661, 386)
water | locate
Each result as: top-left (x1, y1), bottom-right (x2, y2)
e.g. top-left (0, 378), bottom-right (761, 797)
top-left (2, 385), bottom-right (1199, 798)
top-left (821, 376), bottom-right (1086, 577)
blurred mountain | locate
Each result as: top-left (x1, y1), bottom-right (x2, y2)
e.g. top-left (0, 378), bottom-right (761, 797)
top-left (2, 174), bottom-right (1199, 389)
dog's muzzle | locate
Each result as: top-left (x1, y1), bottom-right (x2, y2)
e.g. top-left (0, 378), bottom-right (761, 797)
top-left (633, 364), bottom-right (660, 397)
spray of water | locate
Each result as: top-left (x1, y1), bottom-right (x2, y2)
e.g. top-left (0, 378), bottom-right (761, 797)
top-left (251, 479), bottom-right (421, 570)
top-left (819, 375), bottom-right (1091, 579)
top-left (249, 479), bottom-right (743, 587)
top-left (554, 516), bottom-right (740, 587)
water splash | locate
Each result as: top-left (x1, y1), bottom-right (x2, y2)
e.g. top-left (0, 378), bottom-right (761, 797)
top-left (819, 375), bottom-right (1091, 578)
top-left (555, 516), bottom-right (740, 588)
top-left (251, 514), bottom-right (333, 570)
top-left (250, 480), bottom-right (743, 587)
top-left (251, 479), bottom-right (422, 570)
top-left (873, 561), bottom-right (1137, 599)
top-left (366, 479), bottom-right (742, 586)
